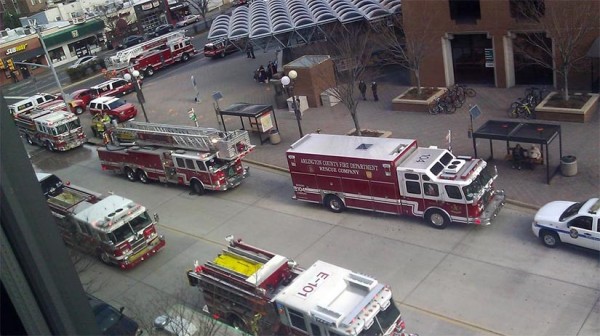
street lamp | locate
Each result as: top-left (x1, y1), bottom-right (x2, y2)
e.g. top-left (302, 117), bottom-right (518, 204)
top-left (123, 70), bottom-right (149, 122)
top-left (281, 70), bottom-right (303, 138)
top-left (28, 19), bottom-right (69, 104)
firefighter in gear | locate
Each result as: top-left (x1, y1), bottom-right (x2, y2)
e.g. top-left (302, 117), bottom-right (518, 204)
top-left (91, 113), bottom-right (110, 138)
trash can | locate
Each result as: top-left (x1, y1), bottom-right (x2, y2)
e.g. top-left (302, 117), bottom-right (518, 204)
top-left (269, 129), bottom-right (281, 145)
top-left (561, 155), bottom-right (577, 176)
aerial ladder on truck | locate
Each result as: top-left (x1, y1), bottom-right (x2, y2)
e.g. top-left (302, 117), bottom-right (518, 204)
top-left (106, 31), bottom-right (188, 70)
top-left (106, 121), bottom-right (255, 160)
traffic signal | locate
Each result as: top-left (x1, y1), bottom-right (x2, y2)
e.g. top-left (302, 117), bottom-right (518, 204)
top-left (0, 59), bottom-right (4, 69)
top-left (7, 59), bottom-right (15, 71)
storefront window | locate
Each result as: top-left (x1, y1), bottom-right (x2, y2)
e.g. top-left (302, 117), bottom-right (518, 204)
top-left (49, 47), bottom-right (66, 63)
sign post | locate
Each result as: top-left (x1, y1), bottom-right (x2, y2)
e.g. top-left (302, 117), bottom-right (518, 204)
top-left (468, 104), bottom-right (482, 138)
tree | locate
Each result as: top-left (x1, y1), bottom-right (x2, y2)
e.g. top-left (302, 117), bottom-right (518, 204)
top-left (96, 6), bottom-right (136, 48)
top-left (3, 11), bottom-right (22, 29)
top-left (515, 0), bottom-right (598, 101)
top-left (310, 22), bottom-right (376, 136)
top-left (185, 0), bottom-right (211, 29)
top-left (376, 8), bottom-right (438, 96)
top-left (125, 285), bottom-right (228, 336)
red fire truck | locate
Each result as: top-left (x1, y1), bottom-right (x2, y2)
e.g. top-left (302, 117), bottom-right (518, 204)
top-left (287, 134), bottom-right (505, 229)
top-left (37, 172), bottom-right (166, 269)
top-left (187, 235), bottom-right (414, 336)
top-left (14, 108), bottom-right (86, 151)
top-left (97, 121), bottom-right (255, 195)
top-left (105, 31), bottom-right (196, 77)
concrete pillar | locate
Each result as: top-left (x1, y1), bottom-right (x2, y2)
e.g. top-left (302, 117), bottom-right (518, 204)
top-left (441, 33), bottom-right (454, 87)
top-left (503, 33), bottom-right (516, 88)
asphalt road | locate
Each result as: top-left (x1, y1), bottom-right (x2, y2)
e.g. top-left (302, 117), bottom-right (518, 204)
top-left (28, 144), bottom-right (600, 336)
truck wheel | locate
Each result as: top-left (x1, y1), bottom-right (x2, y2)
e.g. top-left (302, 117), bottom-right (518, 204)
top-left (229, 315), bottom-right (248, 333)
top-left (181, 53), bottom-right (190, 62)
top-left (125, 167), bottom-right (138, 182)
top-left (191, 180), bottom-right (205, 195)
top-left (138, 170), bottom-right (149, 184)
top-left (98, 251), bottom-right (111, 265)
top-left (146, 67), bottom-right (154, 77)
top-left (425, 209), bottom-right (449, 229)
top-left (540, 230), bottom-right (560, 248)
top-left (324, 195), bottom-right (344, 213)
top-left (74, 106), bottom-right (84, 115)
top-left (220, 51), bottom-right (225, 58)
top-left (25, 134), bottom-right (34, 145)
top-left (46, 141), bottom-right (55, 152)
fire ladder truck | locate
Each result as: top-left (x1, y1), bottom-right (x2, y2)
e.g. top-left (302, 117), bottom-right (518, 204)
top-left (105, 31), bottom-right (194, 76)
top-left (187, 235), bottom-right (413, 336)
top-left (97, 121), bottom-right (255, 195)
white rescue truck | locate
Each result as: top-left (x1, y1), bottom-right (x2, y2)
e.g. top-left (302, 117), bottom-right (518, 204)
top-left (287, 134), bottom-right (505, 229)
top-left (187, 236), bottom-right (414, 336)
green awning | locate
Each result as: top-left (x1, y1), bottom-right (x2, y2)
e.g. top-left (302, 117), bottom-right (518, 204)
top-left (42, 19), bottom-right (105, 48)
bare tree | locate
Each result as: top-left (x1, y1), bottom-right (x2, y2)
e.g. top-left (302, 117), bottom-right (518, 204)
top-left (185, 0), bottom-right (211, 29)
top-left (96, 6), bottom-right (136, 48)
top-left (515, 0), bottom-right (598, 101)
top-left (376, 9), bottom-right (438, 96)
top-left (126, 285), bottom-right (229, 336)
top-left (68, 249), bottom-right (108, 295)
top-left (310, 22), bottom-right (375, 136)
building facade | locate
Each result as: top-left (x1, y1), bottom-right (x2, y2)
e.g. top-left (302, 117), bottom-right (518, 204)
top-left (402, 0), bottom-right (599, 91)
top-left (0, 19), bottom-right (104, 85)
top-left (134, 0), bottom-right (171, 34)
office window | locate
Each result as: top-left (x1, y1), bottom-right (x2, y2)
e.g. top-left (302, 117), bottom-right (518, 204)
top-left (510, 0), bottom-right (545, 21)
top-left (449, 0), bottom-right (481, 23)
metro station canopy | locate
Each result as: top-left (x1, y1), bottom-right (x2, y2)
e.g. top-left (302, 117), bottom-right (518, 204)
top-left (208, 0), bottom-right (401, 47)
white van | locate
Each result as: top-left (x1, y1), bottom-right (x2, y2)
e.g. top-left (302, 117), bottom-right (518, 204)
top-left (8, 93), bottom-right (58, 116)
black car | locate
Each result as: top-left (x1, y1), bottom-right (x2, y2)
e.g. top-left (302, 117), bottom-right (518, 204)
top-left (153, 24), bottom-right (174, 37)
top-left (118, 35), bottom-right (144, 49)
top-left (36, 173), bottom-right (64, 198)
top-left (87, 294), bottom-right (141, 336)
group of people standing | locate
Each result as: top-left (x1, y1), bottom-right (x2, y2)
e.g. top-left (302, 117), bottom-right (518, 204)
top-left (254, 61), bottom-right (277, 83)
top-left (358, 80), bottom-right (378, 101)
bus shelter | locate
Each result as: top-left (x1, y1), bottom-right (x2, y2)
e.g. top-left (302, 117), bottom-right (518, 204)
top-left (472, 120), bottom-right (562, 184)
top-left (219, 103), bottom-right (279, 145)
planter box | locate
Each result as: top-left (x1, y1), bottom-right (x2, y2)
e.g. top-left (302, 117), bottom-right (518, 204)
top-left (346, 128), bottom-right (392, 138)
top-left (535, 92), bottom-right (599, 123)
top-left (392, 87), bottom-right (447, 112)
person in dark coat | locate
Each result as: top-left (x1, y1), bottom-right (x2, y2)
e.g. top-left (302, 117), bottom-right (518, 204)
top-left (371, 81), bottom-right (378, 101)
top-left (511, 144), bottom-right (527, 170)
top-left (358, 80), bottom-right (367, 100)
top-left (266, 61), bottom-right (274, 82)
top-left (258, 65), bottom-right (266, 83)
top-left (246, 44), bottom-right (255, 59)
top-left (267, 61), bottom-right (277, 79)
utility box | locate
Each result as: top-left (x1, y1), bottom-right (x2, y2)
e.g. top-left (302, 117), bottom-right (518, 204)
top-left (321, 89), bottom-right (340, 107)
top-left (287, 96), bottom-right (308, 116)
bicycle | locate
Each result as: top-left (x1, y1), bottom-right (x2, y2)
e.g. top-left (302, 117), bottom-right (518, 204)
top-left (445, 85), bottom-right (465, 108)
top-left (524, 87), bottom-right (548, 107)
top-left (508, 98), bottom-right (536, 119)
top-left (429, 96), bottom-right (456, 115)
top-left (455, 84), bottom-right (477, 98)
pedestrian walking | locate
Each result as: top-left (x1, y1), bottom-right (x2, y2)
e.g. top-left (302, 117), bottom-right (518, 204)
top-left (246, 44), bottom-right (255, 59)
top-left (358, 80), bottom-right (367, 100)
top-left (371, 81), bottom-right (378, 101)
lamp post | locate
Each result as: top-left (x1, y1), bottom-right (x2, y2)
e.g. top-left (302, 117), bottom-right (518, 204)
top-left (28, 19), bottom-right (69, 104)
top-left (281, 70), bottom-right (303, 138)
top-left (123, 70), bottom-right (149, 122)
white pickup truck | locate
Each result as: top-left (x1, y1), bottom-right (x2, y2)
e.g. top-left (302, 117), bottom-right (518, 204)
top-left (532, 197), bottom-right (600, 251)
